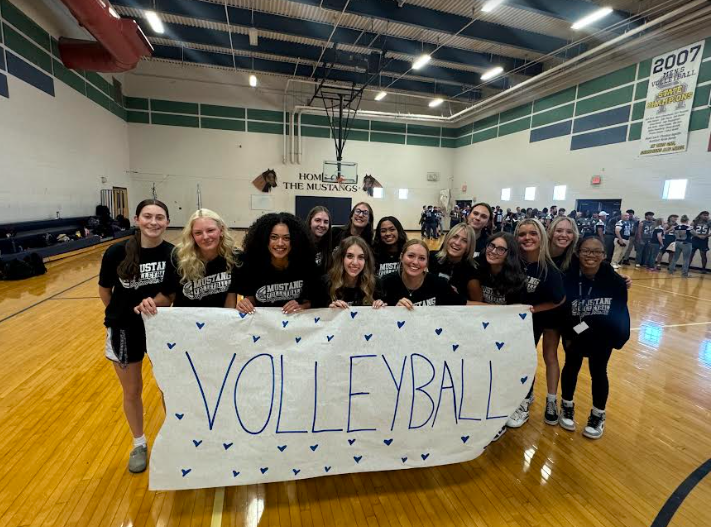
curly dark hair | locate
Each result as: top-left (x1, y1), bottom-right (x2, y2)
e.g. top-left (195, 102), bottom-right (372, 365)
top-left (478, 232), bottom-right (526, 299)
top-left (242, 212), bottom-right (315, 270)
top-left (372, 216), bottom-right (407, 257)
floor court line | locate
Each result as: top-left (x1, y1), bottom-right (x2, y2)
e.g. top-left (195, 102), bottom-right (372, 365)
top-left (631, 321), bottom-right (711, 331)
top-left (633, 283), bottom-right (711, 303)
top-left (211, 487), bottom-right (225, 527)
top-left (651, 458), bottom-right (711, 527)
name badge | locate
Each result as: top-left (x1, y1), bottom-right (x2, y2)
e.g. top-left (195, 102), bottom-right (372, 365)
top-left (573, 322), bottom-right (589, 334)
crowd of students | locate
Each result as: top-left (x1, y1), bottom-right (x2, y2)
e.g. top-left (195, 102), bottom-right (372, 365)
top-left (99, 198), bottom-right (631, 474)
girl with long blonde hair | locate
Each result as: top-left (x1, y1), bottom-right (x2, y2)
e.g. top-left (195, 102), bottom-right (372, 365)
top-left (429, 223), bottom-right (479, 300)
top-left (326, 236), bottom-right (385, 308)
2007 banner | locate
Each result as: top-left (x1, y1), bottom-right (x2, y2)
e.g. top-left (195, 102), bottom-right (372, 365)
top-left (144, 306), bottom-right (536, 491)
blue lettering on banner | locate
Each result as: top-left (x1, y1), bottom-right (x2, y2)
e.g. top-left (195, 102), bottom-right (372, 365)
top-left (234, 353), bottom-right (275, 434)
top-left (312, 361), bottom-right (344, 433)
top-left (382, 355), bottom-right (407, 431)
top-left (431, 360), bottom-right (458, 427)
top-left (347, 355), bottom-right (378, 433)
top-left (486, 361), bottom-right (507, 420)
top-left (458, 359), bottom-right (481, 422)
top-left (409, 353), bottom-right (436, 429)
top-left (186, 351), bottom-right (237, 430)
top-left (276, 355), bottom-right (308, 434)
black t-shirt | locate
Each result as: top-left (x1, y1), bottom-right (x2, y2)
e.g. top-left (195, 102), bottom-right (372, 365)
top-left (237, 260), bottom-right (323, 308)
top-left (99, 240), bottom-right (176, 328)
top-left (331, 226), bottom-right (372, 248)
top-left (640, 220), bottom-right (655, 241)
top-left (477, 271), bottom-right (524, 305)
top-left (474, 230), bottom-right (489, 257)
top-left (163, 254), bottom-right (240, 308)
top-left (381, 272), bottom-right (466, 307)
top-left (651, 227), bottom-right (664, 244)
top-left (427, 253), bottom-right (479, 300)
top-left (521, 261), bottom-right (565, 307)
top-left (692, 221), bottom-right (710, 247)
top-left (375, 251), bottom-right (401, 278)
top-left (321, 276), bottom-right (384, 307)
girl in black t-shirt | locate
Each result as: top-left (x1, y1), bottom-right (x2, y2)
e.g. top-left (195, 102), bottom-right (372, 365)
top-left (98, 199), bottom-right (174, 474)
top-left (331, 201), bottom-right (374, 248)
top-left (428, 223), bottom-right (479, 301)
top-left (235, 213), bottom-right (322, 314)
top-left (306, 206), bottom-right (333, 274)
top-left (373, 216), bottom-right (407, 278)
top-left (325, 236), bottom-right (385, 308)
top-left (467, 202), bottom-right (493, 257)
top-left (381, 240), bottom-right (467, 308)
top-left (470, 232), bottom-right (526, 306)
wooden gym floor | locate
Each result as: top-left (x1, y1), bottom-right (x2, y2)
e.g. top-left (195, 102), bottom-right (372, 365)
top-left (0, 231), bottom-right (709, 527)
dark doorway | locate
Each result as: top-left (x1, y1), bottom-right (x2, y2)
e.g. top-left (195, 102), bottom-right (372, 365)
top-left (295, 196), bottom-right (353, 226)
top-left (576, 199), bottom-right (622, 215)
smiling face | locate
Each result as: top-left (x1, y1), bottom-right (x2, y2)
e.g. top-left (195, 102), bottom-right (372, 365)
top-left (192, 217), bottom-right (221, 255)
top-left (379, 220), bottom-right (398, 246)
top-left (578, 238), bottom-right (605, 273)
top-left (135, 204), bottom-right (169, 240)
top-left (268, 223), bottom-right (291, 262)
top-left (551, 219), bottom-right (575, 251)
top-left (352, 203), bottom-right (370, 229)
top-left (485, 237), bottom-right (508, 268)
top-left (467, 205), bottom-right (490, 231)
top-left (517, 223), bottom-right (541, 254)
top-left (447, 229), bottom-right (469, 260)
top-left (343, 243), bottom-right (366, 280)
top-left (310, 212), bottom-right (330, 239)
top-left (401, 244), bottom-right (428, 279)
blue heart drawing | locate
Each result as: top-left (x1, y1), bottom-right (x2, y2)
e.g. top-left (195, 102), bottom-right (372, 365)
top-left (193, 440), bottom-right (202, 447)
top-left (327, 335), bottom-right (334, 342)
top-left (383, 439), bottom-right (393, 446)
top-left (435, 328), bottom-right (443, 335)
top-left (397, 321), bottom-right (405, 329)
top-left (277, 445), bottom-right (287, 452)
top-left (310, 444), bottom-right (319, 452)
top-left (401, 457), bottom-right (407, 463)
top-left (482, 322), bottom-right (490, 329)
top-left (519, 313), bottom-right (527, 320)
top-left (295, 337), bottom-right (302, 344)
top-left (421, 453), bottom-right (430, 460)
top-left (252, 335), bottom-right (260, 343)
top-left (223, 442), bottom-right (233, 450)
top-left (282, 321), bottom-right (289, 328)
top-left (166, 342), bottom-right (176, 350)
top-left (196, 322), bottom-right (205, 330)
top-left (293, 469), bottom-right (300, 475)
top-left (324, 466), bottom-right (331, 473)
top-left (260, 467), bottom-right (269, 474)
top-left (520, 376), bottom-right (528, 384)
top-left (461, 436), bottom-right (470, 444)
top-left (314, 317), bottom-right (320, 323)
top-left (348, 439), bottom-right (356, 445)
top-left (354, 456), bottom-right (362, 464)
top-left (350, 311), bottom-right (358, 319)
top-left (239, 312), bottom-right (246, 319)
top-left (452, 344), bottom-right (459, 352)
top-left (175, 413), bottom-right (184, 420)
top-left (181, 469), bottom-right (191, 477)
top-left (496, 342), bottom-right (505, 350)
top-left (232, 470), bottom-right (240, 477)
top-left (364, 334), bottom-right (373, 342)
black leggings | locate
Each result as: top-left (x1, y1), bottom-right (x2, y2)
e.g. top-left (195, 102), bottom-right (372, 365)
top-left (525, 324), bottom-right (545, 400)
top-left (561, 342), bottom-right (613, 410)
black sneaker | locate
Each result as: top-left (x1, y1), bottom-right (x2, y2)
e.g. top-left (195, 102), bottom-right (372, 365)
top-left (544, 398), bottom-right (559, 425)
top-left (559, 401), bottom-right (575, 431)
top-left (583, 410), bottom-right (606, 439)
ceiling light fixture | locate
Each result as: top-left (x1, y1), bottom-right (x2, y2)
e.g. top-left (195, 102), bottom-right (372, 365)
top-left (248, 27), bottom-right (259, 46)
top-left (428, 98), bottom-right (444, 108)
top-left (571, 7), bottom-right (613, 30)
top-left (249, 74), bottom-right (258, 87)
top-left (145, 10), bottom-right (164, 34)
top-left (481, 66), bottom-right (504, 81)
top-left (412, 54), bottom-right (431, 70)
top-left (481, 0), bottom-right (506, 13)
top-left (375, 91), bottom-right (387, 101)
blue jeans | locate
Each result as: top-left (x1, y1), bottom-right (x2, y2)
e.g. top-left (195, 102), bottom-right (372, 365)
top-left (645, 244), bottom-right (661, 268)
top-left (669, 243), bottom-right (692, 275)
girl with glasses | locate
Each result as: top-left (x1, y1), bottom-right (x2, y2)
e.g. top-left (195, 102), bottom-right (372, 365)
top-left (428, 224), bottom-right (480, 301)
top-left (559, 236), bottom-right (630, 439)
top-left (324, 236), bottom-right (385, 308)
top-left (373, 216), bottom-right (408, 278)
top-left (332, 202), bottom-right (374, 248)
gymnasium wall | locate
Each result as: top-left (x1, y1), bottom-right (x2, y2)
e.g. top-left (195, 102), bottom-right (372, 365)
top-left (452, 38), bottom-right (711, 218)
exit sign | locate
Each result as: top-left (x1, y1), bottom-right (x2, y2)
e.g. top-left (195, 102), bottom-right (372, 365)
top-left (591, 176), bottom-right (602, 186)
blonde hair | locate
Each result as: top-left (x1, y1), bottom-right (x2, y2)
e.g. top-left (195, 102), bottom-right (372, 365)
top-left (547, 216), bottom-right (579, 272)
top-left (175, 209), bottom-right (236, 283)
top-left (436, 223), bottom-right (478, 267)
top-left (328, 236), bottom-right (377, 305)
top-left (515, 218), bottom-right (555, 279)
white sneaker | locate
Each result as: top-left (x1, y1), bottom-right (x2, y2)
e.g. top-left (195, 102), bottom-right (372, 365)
top-left (506, 397), bottom-right (532, 428)
top-left (611, 263), bottom-right (620, 269)
top-left (582, 409), bottom-right (606, 439)
top-left (559, 400), bottom-right (575, 431)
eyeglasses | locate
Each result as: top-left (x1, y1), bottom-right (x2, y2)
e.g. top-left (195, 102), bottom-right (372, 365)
top-left (486, 243), bottom-right (508, 256)
top-left (354, 209), bottom-right (370, 217)
top-left (579, 249), bottom-right (605, 256)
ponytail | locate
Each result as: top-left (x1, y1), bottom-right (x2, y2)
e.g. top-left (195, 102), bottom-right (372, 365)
top-left (117, 199), bottom-right (169, 281)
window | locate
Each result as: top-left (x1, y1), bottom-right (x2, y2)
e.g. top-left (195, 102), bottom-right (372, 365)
top-left (398, 188), bottom-right (409, 200)
top-left (553, 185), bottom-right (566, 201)
top-left (501, 188), bottom-right (511, 201)
top-left (372, 187), bottom-right (384, 199)
top-left (524, 187), bottom-right (536, 201)
top-left (662, 179), bottom-right (687, 200)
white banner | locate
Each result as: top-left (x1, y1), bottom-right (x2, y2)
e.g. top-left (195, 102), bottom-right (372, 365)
top-left (640, 40), bottom-right (706, 156)
top-left (145, 306), bottom-right (536, 491)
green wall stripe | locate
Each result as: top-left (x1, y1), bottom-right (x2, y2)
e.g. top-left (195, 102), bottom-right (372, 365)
top-left (349, 118), bottom-right (370, 131)
top-left (699, 61), bottom-right (711, 84)
top-left (125, 96), bottom-right (149, 110)
top-left (472, 115), bottom-right (499, 133)
top-left (127, 110), bottom-right (149, 123)
top-left (637, 60), bottom-right (651, 80)
top-left (151, 99), bottom-right (199, 115)
top-left (301, 125), bottom-right (330, 138)
top-left (454, 123), bottom-right (473, 137)
top-left (441, 138), bottom-right (456, 148)
top-left (1, 0), bottom-right (49, 51)
top-left (247, 108), bottom-right (284, 122)
top-left (247, 121), bottom-right (283, 134)
top-left (85, 71), bottom-right (111, 97)
top-left (201, 103), bottom-right (245, 119)
top-left (704, 37), bottom-right (711, 59)
top-left (347, 130), bottom-right (369, 142)
top-left (371, 121), bottom-right (406, 133)
top-left (407, 135), bottom-right (440, 147)
top-left (370, 132), bottom-right (406, 144)
top-left (531, 103), bottom-right (574, 128)
top-left (201, 117), bottom-right (245, 131)
top-left (53, 59), bottom-right (84, 95)
top-left (694, 84), bottom-right (711, 108)
top-left (152, 113), bottom-right (199, 128)
top-left (3, 23), bottom-right (51, 73)
top-left (498, 116), bottom-right (531, 137)
top-left (441, 127), bottom-right (458, 138)
top-left (86, 84), bottom-right (112, 111)
top-left (575, 85), bottom-right (634, 116)
top-left (472, 127), bottom-right (497, 144)
top-left (454, 135), bottom-right (472, 148)
top-left (690, 108), bottom-right (710, 132)
top-left (628, 122), bottom-right (642, 141)
top-left (631, 101), bottom-right (645, 121)
top-left (499, 102), bottom-right (532, 124)
top-left (578, 65), bottom-right (636, 99)
top-left (634, 80), bottom-right (649, 101)
top-left (533, 86), bottom-right (576, 113)
top-left (300, 114), bottom-right (330, 127)
top-left (50, 37), bottom-right (59, 58)
top-left (407, 124), bottom-right (441, 137)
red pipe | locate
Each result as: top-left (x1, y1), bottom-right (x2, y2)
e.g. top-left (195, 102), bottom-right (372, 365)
top-left (58, 0), bottom-right (153, 73)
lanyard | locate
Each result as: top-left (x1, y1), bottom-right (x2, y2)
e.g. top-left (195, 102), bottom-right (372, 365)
top-left (578, 270), bottom-right (594, 322)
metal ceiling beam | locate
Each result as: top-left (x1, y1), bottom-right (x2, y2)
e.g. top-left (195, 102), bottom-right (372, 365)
top-left (501, 0), bottom-right (640, 31)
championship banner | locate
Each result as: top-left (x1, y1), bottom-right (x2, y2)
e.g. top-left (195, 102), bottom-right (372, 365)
top-left (144, 306), bottom-right (536, 491)
top-left (640, 40), bottom-right (706, 156)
